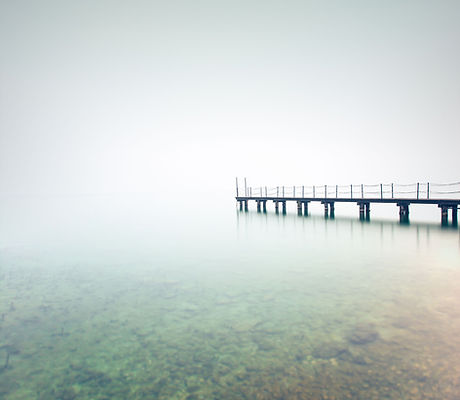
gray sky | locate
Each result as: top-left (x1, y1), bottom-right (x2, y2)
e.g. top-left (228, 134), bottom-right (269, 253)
top-left (1, 0), bottom-right (459, 199)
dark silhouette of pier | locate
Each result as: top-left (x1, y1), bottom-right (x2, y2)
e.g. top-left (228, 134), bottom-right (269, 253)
top-left (235, 178), bottom-right (460, 227)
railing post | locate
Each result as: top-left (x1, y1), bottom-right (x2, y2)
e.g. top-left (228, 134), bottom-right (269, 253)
top-left (236, 177), bottom-right (239, 197)
top-left (350, 184), bottom-right (353, 199)
top-left (427, 182), bottom-right (430, 199)
top-left (313, 186), bottom-right (316, 198)
top-left (380, 184), bottom-right (383, 199)
top-left (302, 185), bottom-right (304, 198)
top-left (282, 186), bottom-right (285, 197)
top-left (391, 183), bottom-right (394, 199)
top-left (361, 184), bottom-right (364, 199)
top-left (265, 186), bottom-right (267, 197)
top-left (277, 186), bottom-right (279, 197)
top-left (325, 185), bottom-right (327, 199)
top-left (293, 186), bottom-right (295, 197)
top-left (336, 185), bottom-right (338, 198)
top-left (417, 183), bottom-right (419, 200)
top-left (244, 177), bottom-right (247, 196)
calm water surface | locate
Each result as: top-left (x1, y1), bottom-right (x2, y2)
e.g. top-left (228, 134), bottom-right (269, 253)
top-left (1, 197), bottom-right (460, 399)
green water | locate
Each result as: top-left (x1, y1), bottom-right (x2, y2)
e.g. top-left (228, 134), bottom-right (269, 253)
top-left (1, 200), bottom-right (460, 399)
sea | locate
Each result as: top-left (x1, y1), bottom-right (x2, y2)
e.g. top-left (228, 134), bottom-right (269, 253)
top-left (1, 195), bottom-right (459, 399)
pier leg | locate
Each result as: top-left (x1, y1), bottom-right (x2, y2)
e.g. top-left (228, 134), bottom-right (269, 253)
top-left (239, 201), bottom-right (243, 211)
top-left (365, 203), bottom-right (370, 221)
top-left (398, 204), bottom-right (410, 224)
top-left (440, 206), bottom-right (448, 226)
top-left (275, 201), bottom-right (279, 214)
top-left (263, 200), bottom-right (267, 213)
top-left (303, 202), bottom-right (309, 216)
top-left (358, 203), bottom-right (365, 221)
top-left (256, 200), bottom-right (261, 213)
top-left (329, 202), bottom-right (335, 219)
top-left (244, 200), bottom-right (248, 212)
top-left (323, 202), bottom-right (329, 219)
top-left (452, 206), bottom-right (458, 227)
top-left (282, 201), bottom-right (287, 215)
top-left (297, 201), bottom-right (302, 216)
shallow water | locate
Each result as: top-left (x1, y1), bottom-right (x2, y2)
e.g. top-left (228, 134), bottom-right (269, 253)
top-left (1, 199), bottom-right (460, 399)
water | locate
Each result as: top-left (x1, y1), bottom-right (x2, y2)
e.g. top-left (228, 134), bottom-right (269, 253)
top-left (1, 197), bottom-right (460, 399)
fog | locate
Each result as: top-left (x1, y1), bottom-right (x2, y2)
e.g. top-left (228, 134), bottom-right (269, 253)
top-left (1, 0), bottom-right (460, 246)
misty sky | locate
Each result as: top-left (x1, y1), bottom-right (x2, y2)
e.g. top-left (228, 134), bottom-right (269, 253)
top-left (1, 0), bottom-right (459, 198)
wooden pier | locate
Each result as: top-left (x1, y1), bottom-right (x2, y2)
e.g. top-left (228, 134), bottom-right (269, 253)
top-left (235, 179), bottom-right (460, 227)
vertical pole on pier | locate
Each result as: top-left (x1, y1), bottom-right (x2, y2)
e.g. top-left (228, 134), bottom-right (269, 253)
top-left (380, 184), bottom-right (383, 199)
top-left (282, 186), bottom-right (285, 198)
top-left (325, 185), bottom-right (327, 198)
top-left (244, 177), bottom-right (247, 196)
top-left (260, 187), bottom-right (262, 197)
top-left (350, 184), bottom-right (353, 199)
top-left (452, 206), bottom-right (458, 227)
top-left (293, 186), bottom-right (296, 198)
top-left (277, 186), bottom-right (279, 197)
top-left (417, 183), bottom-right (420, 200)
top-left (391, 183), bottom-right (394, 199)
top-left (361, 184), bottom-right (364, 199)
top-left (249, 187), bottom-right (252, 197)
top-left (336, 185), bottom-right (338, 198)
top-left (265, 186), bottom-right (267, 197)
top-left (427, 183), bottom-right (430, 199)
top-left (302, 186), bottom-right (304, 198)
top-left (313, 186), bottom-right (316, 198)
top-left (236, 177), bottom-right (239, 197)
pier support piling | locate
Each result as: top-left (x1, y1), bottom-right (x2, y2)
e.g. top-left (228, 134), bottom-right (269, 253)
top-left (297, 201), bottom-right (302, 216)
top-left (358, 203), bottom-right (365, 221)
top-left (239, 201), bottom-right (243, 211)
top-left (244, 200), bottom-right (248, 212)
top-left (329, 202), bottom-right (335, 219)
top-left (322, 202), bottom-right (329, 218)
top-left (274, 201), bottom-right (279, 214)
top-left (365, 203), bottom-right (370, 221)
top-left (452, 206), bottom-right (458, 227)
top-left (256, 200), bottom-right (261, 213)
top-left (440, 205), bottom-right (448, 226)
top-left (398, 203), bottom-right (410, 224)
top-left (282, 201), bottom-right (287, 214)
top-left (263, 200), bottom-right (267, 213)
top-left (303, 202), bottom-right (309, 216)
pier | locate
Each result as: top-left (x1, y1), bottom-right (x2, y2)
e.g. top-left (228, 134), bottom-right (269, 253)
top-left (235, 179), bottom-right (460, 227)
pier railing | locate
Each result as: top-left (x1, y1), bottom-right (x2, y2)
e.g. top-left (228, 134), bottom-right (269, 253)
top-left (237, 181), bottom-right (460, 200)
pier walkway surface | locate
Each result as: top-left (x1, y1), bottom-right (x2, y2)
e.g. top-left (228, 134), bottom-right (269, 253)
top-left (235, 179), bottom-right (460, 227)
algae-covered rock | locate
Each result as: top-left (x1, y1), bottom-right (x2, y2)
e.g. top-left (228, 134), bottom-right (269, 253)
top-left (312, 341), bottom-right (349, 359)
top-left (348, 324), bottom-right (380, 345)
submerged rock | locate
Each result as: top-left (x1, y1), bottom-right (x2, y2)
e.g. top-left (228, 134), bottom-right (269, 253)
top-left (348, 324), bottom-right (380, 345)
top-left (312, 341), bottom-right (349, 359)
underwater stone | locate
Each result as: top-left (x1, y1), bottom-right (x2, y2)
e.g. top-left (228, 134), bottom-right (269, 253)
top-left (312, 342), bottom-right (349, 359)
top-left (348, 324), bottom-right (380, 345)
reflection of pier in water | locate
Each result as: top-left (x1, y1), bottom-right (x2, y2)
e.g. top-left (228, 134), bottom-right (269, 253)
top-left (235, 178), bottom-right (460, 227)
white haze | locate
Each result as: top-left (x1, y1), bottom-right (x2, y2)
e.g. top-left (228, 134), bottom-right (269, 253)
top-left (1, 0), bottom-right (460, 247)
